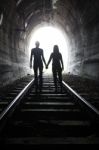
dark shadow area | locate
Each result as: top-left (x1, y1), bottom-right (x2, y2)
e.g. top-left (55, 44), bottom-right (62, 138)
top-left (63, 75), bottom-right (99, 110)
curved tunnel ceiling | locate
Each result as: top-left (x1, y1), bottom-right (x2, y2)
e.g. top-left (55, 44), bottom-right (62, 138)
top-left (1, 0), bottom-right (99, 38)
top-left (15, 0), bottom-right (53, 35)
top-left (14, 0), bottom-right (99, 36)
top-left (0, 0), bottom-right (99, 32)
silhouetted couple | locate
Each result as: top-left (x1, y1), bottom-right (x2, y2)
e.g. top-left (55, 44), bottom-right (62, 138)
top-left (30, 41), bottom-right (64, 92)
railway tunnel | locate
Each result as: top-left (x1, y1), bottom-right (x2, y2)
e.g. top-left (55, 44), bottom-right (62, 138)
top-left (0, 0), bottom-right (99, 144)
top-left (0, 0), bottom-right (99, 86)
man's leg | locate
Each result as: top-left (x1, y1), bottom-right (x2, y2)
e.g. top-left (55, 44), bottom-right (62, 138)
top-left (34, 67), bottom-right (38, 90)
top-left (39, 66), bottom-right (43, 91)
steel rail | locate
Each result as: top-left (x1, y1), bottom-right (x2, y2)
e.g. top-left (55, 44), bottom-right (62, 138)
top-left (0, 77), bottom-right (99, 124)
top-left (62, 81), bottom-right (99, 118)
top-left (0, 78), bottom-right (34, 121)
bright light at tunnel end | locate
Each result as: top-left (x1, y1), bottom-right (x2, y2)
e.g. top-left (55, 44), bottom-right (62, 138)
top-left (29, 26), bottom-right (69, 74)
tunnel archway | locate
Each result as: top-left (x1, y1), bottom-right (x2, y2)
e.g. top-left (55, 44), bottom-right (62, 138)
top-left (28, 25), bottom-right (70, 74)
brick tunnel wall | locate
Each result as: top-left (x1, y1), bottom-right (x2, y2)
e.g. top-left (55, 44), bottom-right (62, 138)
top-left (0, 0), bottom-right (30, 88)
top-left (55, 0), bottom-right (99, 80)
top-left (69, 5), bottom-right (99, 80)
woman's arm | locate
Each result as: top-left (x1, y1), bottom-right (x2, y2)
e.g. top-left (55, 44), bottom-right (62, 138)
top-left (47, 54), bottom-right (53, 68)
top-left (60, 54), bottom-right (64, 71)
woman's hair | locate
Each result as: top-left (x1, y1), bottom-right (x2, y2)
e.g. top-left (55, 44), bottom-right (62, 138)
top-left (53, 45), bottom-right (59, 53)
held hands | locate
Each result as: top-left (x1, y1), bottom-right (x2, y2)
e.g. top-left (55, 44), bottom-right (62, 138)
top-left (46, 64), bottom-right (48, 69)
top-left (46, 65), bottom-right (64, 71)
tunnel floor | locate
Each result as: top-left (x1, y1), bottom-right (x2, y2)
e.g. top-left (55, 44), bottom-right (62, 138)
top-left (0, 74), bottom-right (99, 111)
top-left (0, 74), bottom-right (99, 144)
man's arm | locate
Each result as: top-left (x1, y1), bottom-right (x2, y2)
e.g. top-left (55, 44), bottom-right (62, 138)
top-left (30, 50), bottom-right (33, 68)
top-left (42, 51), bottom-right (46, 67)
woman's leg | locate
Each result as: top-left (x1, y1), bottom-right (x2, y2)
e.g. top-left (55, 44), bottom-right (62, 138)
top-left (58, 70), bottom-right (63, 91)
top-left (52, 69), bottom-right (57, 91)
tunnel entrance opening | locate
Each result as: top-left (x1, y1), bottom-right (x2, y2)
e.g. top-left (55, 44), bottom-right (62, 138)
top-left (29, 26), bottom-right (69, 74)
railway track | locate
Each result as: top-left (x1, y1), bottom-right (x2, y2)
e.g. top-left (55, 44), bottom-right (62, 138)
top-left (0, 75), bottom-right (99, 144)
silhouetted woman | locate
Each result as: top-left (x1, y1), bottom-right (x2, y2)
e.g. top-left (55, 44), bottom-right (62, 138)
top-left (47, 45), bottom-right (64, 92)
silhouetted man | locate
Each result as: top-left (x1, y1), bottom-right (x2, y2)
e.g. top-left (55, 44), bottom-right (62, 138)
top-left (47, 45), bottom-right (64, 92)
top-left (30, 41), bottom-right (46, 91)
